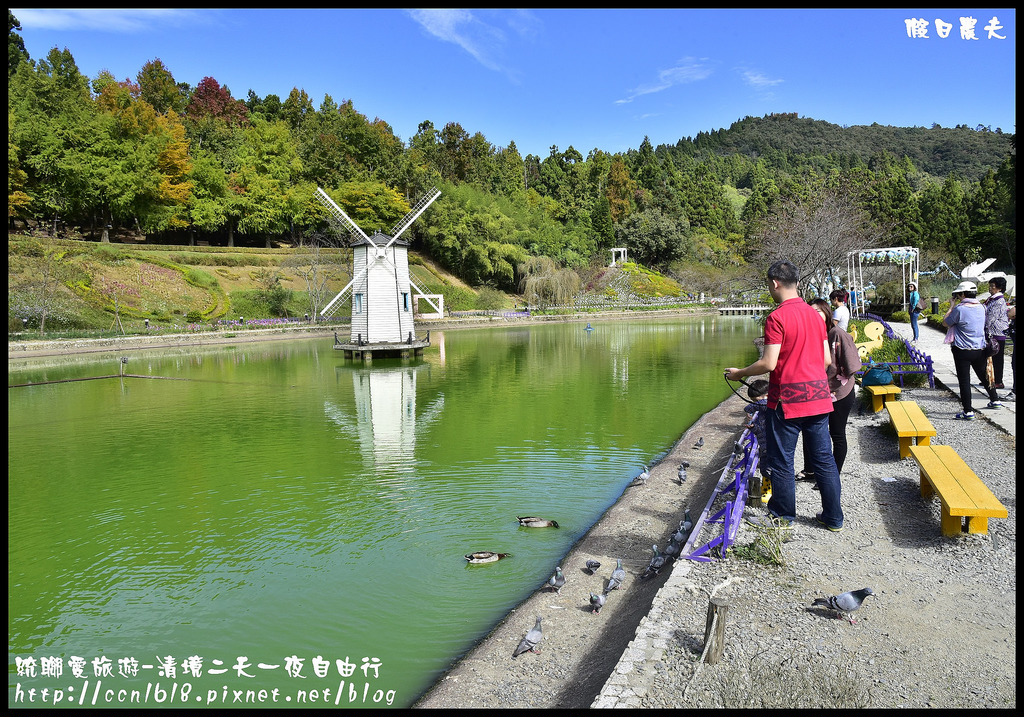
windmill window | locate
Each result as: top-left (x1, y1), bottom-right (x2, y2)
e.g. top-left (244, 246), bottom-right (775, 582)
top-left (354, 293), bottom-right (364, 314)
top-left (402, 292), bottom-right (410, 311)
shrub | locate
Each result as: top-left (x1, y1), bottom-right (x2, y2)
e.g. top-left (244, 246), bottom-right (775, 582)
top-left (475, 287), bottom-right (508, 311)
top-left (443, 285), bottom-right (477, 311)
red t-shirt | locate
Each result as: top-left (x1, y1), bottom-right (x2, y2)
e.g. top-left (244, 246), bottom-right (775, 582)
top-left (764, 297), bottom-right (833, 418)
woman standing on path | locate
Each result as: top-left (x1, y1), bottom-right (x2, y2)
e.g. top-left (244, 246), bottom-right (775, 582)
top-left (943, 280), bottom-right (1002, 420)
top-left (984, 277), bottom-right (1010, 390)
top-left (798, 299), bottom-right (862, 485)
top-left (908, 282), bottom-right (922, 342)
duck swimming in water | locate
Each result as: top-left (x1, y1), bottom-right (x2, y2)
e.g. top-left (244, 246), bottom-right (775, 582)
top-left (517, 516), bottom-right (560, 528)
top-left (465, 551), bottom-right (512, 564)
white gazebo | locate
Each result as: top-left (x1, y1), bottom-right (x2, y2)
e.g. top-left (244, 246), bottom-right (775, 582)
top-left (846, 246), bottom-right (920, 317)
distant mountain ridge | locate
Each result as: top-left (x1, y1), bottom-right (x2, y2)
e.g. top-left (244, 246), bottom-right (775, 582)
top-left (668, 112), bottom-right (1013, 180)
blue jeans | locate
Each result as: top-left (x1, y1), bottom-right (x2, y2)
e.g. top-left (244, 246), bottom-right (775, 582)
top-left (910, 309), bottom-right (920, 341)
top-left (765, 404), bottom-right (844, 528)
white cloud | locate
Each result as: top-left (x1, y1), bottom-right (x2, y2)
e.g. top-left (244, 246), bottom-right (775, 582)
top-left (742, 70), bottom-right (783, 88)
top-left (406, 9), bottom-right (538, 82)
top-left (10, 8), bottom-right (200, 33)
top-left (616, 58), bottom-right (713, 104)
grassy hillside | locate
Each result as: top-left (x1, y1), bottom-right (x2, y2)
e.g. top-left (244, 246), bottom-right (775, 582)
top-left (7, 234), bottom-right (481, 337)
top-left (8, 234), bottom-right (704, 339)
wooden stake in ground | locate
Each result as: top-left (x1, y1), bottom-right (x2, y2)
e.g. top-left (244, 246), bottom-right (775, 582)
top-left (702, 597), bottom-right (729, 664)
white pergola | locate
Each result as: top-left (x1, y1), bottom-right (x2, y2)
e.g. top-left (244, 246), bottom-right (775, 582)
top-left (846, 246), bottom-right (919, 317)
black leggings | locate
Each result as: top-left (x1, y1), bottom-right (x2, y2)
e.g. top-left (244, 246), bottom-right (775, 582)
top-left (801, 387), bottom-right (856, 476)
top-left (991, 338), bottom-right (1006, 384)
top-left (951, 346), bottom-right (998, 412)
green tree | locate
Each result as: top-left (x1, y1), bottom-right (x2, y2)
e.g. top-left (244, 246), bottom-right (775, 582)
top-left (518, 256), bottom-right (579, 308)
top-left (920, 175), bottom-right (972, 260)
top-left (8, 10), bottom-right (28, 76)
top-left (605, 157), bottom-right (635, 224)
top-left (230, 118), bottom-right (301, 245)
top-left (325, 180), bottom-right (410, 234)
top-left (137, 59), bottom-right (185, 114)
top-left (614, 206), bottom-right (689, 270)
top-left (187, 150), bottom-right (229, 242)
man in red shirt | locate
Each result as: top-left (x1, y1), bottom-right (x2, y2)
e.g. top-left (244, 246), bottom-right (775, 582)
top-left (726, 260), bottom-right (844, 531)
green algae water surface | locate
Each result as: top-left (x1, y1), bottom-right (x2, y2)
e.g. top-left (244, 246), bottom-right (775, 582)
top-left (8, 316), bottom-right (759, 708)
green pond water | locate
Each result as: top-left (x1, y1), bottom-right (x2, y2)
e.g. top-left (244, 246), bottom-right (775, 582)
top-left (8, 316), bottom-right (759, 708)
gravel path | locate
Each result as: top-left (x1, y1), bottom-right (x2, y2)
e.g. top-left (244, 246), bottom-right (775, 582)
top-left (596, 385), bottom-right (1016, 708)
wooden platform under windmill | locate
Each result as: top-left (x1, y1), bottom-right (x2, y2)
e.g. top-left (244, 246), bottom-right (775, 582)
top-left (333, 331), bottom-right (431, 361)
top-left (315, 186), bottom-right (442, 362)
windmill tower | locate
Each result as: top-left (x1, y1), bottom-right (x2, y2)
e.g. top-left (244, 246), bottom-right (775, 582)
top-left (315, 186), bottom-right (442, 360)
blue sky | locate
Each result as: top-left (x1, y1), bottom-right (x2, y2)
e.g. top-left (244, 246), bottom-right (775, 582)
top-left (11, 8), bottom-right (1016, 158)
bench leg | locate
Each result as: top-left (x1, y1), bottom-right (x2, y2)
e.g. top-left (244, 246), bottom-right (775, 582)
top-left (917, 435), bottom-right (931, 447)
top-left (965, 516), bottom-right (990, 535)
top-left (920, 471), bottom-right (934, 499)
top-left (872, 395), bottom-right (884, 413)
top-left (899, 437), bottom-right (912, 459)
top-left (939, 504), bottom-right (962, 536)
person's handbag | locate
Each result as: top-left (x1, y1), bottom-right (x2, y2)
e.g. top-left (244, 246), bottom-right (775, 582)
top-left (916, 297), bottom-right (927, 311)
top-left (983, 334), bottom-right (1000, 358)
top-left (861, 361), bottom-right (893, 386)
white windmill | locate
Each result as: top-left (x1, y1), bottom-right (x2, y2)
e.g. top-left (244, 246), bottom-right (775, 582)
top-left (314, 186), bottom-right (443, 360)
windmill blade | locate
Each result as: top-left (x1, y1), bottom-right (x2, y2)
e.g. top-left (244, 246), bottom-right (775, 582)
top-left (320, 264), bottom-right (371, 319)
top-left (410, 279), bottom-right (443, 315)
top-left (386, 187), bottom-right (441, 248)
top-left (315, 187), bottom-right (372, 244)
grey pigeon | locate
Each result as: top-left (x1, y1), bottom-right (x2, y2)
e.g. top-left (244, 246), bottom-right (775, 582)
top-left (693, 437), bottom-right (704, 449)
top-left (663, 540), bottom-right (681, 559)
top-left (585, 560), bottom-right (602, 574)
top-left (512, 616), bottom-right (543, 657)
top-left (545, 566), bottom-right (566, 593)
top-left (672, 509), bottom-right (694, 544)
top-left (677, 462), bottom-right (688, 484)
top-left (589, 592), bottom-right (606, 614)
top-left (640, 545), bottom-right (668, 579)
top-left (606, 559), bottom-right (626, 593)
top-left (813, 587), bottom-right (875, 624)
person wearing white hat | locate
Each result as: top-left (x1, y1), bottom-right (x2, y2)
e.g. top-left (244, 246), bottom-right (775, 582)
top-left (908, 281), bottom-right (922, 342)
top-left (942, 280), bottom-right (1001, 419)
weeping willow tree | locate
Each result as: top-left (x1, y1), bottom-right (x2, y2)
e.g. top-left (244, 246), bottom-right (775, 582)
top-left (518, 256), bottom-right (580, 309)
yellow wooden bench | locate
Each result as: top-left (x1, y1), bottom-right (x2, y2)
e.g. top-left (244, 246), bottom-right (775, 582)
top-left (864, 383), bottom-right (901, 413)
top-left (855, 321), bottom-right (885, 360)
top-left (909, 444), bottom-right (1008, 536)
top-left (885, 400), bottom-right (936, 458)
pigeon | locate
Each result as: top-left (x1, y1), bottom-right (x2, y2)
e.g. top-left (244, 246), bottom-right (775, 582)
top-left (465, 551), bottom-right (512, 564)
top-left (589, 592), bottom-right (606, 614)
top-left (813, 587), bottom-right (875, 624)
top-left (512, 616), bottom-right (543, 657)
top-left (672, 509), bottom-right (694, 544)
top-left (517, 516), bottom-right (560, 528)
top-left (677, 462), bottom-right (689, 484)
top-left (545, 566), bottom-right (566, 593)
top-left (693, 437), bottom-right (704, 449)
top-left (641, 545), bottom-right (668, 579)
top-left (633, 465), bottom-right (650, 488)
top-left (585, 560), bottom-right (602, 574)
top-left (662, 540), bottom-right (681, 559)
top-left (606, 559), bottom-right (626, 593)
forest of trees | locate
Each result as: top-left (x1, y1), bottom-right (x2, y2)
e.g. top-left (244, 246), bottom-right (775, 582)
top-left (7, 12), bottom-right (1016, 297)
